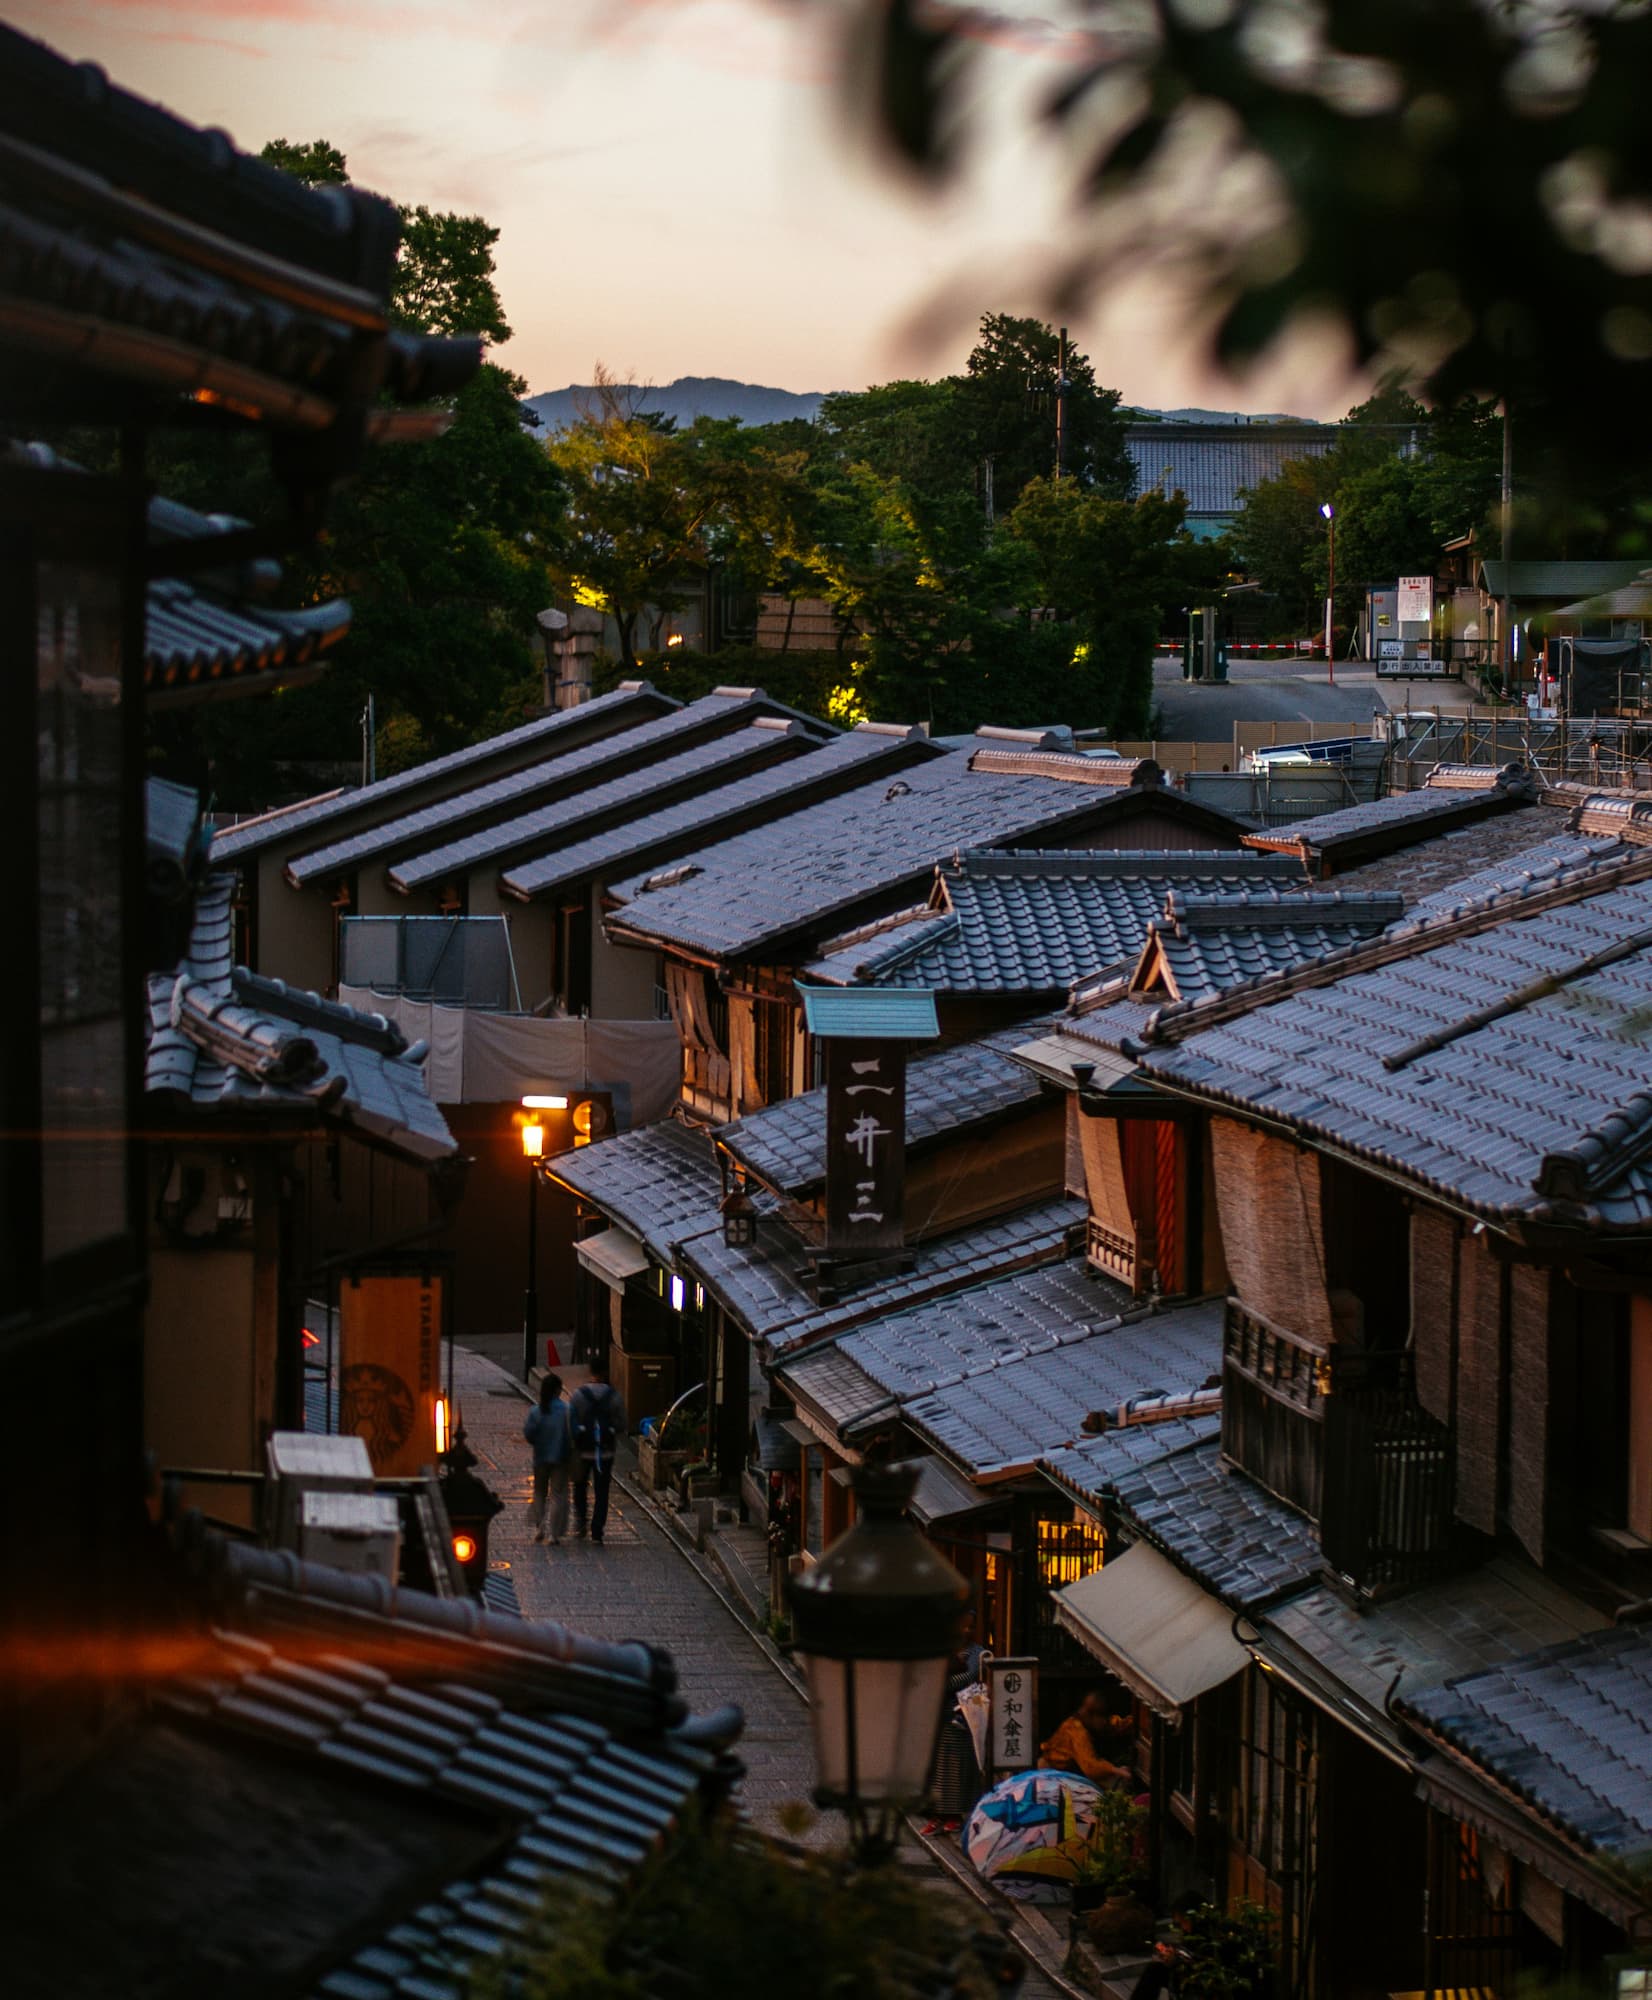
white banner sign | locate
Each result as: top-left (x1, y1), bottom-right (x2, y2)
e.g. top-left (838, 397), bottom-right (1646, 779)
top-left (1398, 576), bottom-right (1433, 625)
top-left (984, 1654), bottom-right (1040, 1773)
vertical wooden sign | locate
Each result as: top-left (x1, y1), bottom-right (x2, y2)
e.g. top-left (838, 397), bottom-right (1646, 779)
top-left (338, 1272), bottom-right (442, 1475)
top-left (985, 1654), bottom-right (1040, 1777)
top-left (823, 1039), bottom-right (907, 1253)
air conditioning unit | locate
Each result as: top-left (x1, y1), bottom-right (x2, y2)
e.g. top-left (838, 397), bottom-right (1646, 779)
top-left (265, 1430), bottom-right (374, 1550)
top-left (298, 1491), bottom-right (401, 1580)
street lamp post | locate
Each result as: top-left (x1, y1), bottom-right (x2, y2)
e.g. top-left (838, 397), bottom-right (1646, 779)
top-left (521, 1116), bottom-right (543, 1381)
top-left (789, 1461), bottom-right (970, 1866)
top-left (1321, 502), bottom-right (1336, 685)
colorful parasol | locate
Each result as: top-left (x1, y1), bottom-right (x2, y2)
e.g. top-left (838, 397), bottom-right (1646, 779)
top-left (963, 1768), bottom-right (1107, 1903)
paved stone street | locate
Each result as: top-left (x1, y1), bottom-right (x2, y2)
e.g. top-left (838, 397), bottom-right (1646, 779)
top-left (452, 1344), bottom-right (1069, 2000)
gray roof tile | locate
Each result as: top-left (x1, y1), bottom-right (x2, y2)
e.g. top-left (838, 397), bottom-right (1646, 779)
top-left (542, 1121), bottom-right (723, 1267)
top-left (1245, 773), bottom-right (1536, 873)
top-left (1148, 889), bottom-right (1402, 1003)
top-left (718, 1016), bottom-right (1052, 1197)
top-left (1112, 1438), bottom-right (1322, 1610)
top-left (501, 728), bottom-right (930, 900)
top-left (1141, 856), bottom-right (1652, 1226)
top-left (898, 1294), bottom-right (1223, 1475)
top-left (1125, 423), bottom-right (1335, 517)
top-left (290, 695), bottom-right (767, 884)
top-left (211, 684), bottom-right (672, 863)
top-left (780, 1258), bottom-right (1134, 1436)
top-left (1262, 1558), bottom-right (1602, 1747)
top-left (679, 1193), bottom-right (1088, 1355)
top-left (146, 876), bottom-right (455, 1162)
top-left (605, 756), bottom-right (1249, 964)
top-left (1398, 1622), bottom-right (1652, 1860)
top-left (806, 849), bottom-right (1304, 994)
top-left (383, 720), bottom-right (817, 893)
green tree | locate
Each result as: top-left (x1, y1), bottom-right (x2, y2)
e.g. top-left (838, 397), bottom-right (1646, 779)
top-left (1006, 480), bottom-right (1192, 734)
top-left (150, 139), bottom-right (563, 802)
top-left (840, 0), bottom-right (1652, 497)
top-left (959, 312), bottom-right (1134, 509)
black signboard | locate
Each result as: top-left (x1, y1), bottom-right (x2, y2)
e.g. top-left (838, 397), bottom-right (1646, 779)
top-left (823, 1039), bottom-right (907, 1254)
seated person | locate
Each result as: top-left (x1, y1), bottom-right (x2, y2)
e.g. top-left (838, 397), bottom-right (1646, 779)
top-left (1039, 1690), bottom-right (1134, 1785)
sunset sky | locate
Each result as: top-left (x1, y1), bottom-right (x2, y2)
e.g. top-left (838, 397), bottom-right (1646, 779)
top-left (16, 0), bottom-right (1355, 415)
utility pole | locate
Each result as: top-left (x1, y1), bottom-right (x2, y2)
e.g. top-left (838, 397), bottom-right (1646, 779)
top-left (1321, 503), bottom-right (1336, 687)
top-left (361, 693), bottom-right (376, 787)
top-left (1500, 398), bottom-right (1515, 693)
top-left (1054, 326), bottom-right (1069, 482)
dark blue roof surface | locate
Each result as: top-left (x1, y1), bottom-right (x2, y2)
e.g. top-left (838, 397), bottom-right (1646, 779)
top-left (605, 755), bottom-right (1237, 963)
top-left (211, 684), bottom-right (671, 863)
top-left (501, 727), bottom-right (929, 901)
top-left (1399, 1623), bottom-right (1652, 1861)
top-left (806, 850), bottom-right (1300, 995)
top-left (1139, 857), bottom-right (1652, 1226)
top-left (718, 1017), bottom-right (1050, 1197)
top-left (287, 692), bottom-right (803, 886)
top-left (1112, 1438), bottom-right (1321, 1611)
top-left (543, 1120), bottom-right (724, 1268)
top-left (386, 720), bottom-right (815, 893)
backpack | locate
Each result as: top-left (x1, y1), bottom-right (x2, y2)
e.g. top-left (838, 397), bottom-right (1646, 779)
top-left (572, 1385), bottom-right (619, 1467)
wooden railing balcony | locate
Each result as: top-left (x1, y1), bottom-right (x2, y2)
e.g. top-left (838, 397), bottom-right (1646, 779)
top-left (1221, 1300), bottom-right (1327, 1518)
top-left (1086, 1216), bottom-right (1136, 1288)
top-left (1320, 1351), bottom-right (1456, 1598)
top-left (1221, 1301), bottom-right (1458, 1595)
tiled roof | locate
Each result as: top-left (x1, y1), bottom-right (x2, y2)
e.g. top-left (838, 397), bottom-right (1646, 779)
top-left (181, 1541), bottom-right (735, 2000)
top-left (501, 727), bottom-right (934, 901)
top-left (717, 1018), bottom-right (1050, 1197)
top-left (604, 754), bottom-right (1247, 965)
top-left (1138, 855), bottom-right (1652, 1226)
top-left (0, 23), bottom-right (477, 427)
top-left (806, 850), bottom-right (1302, 995)
top-left (1124, 424), bottom-right (1336, 516)
top-left (898, 1294), bottom-right (1225, 1476)
top-left (679, 1193), bottom-right (1088, 1356)
top-left (286, 694), bottom-right (813, 887)
top-left (1261, 1558), bottom-right (1602, 1754)
top-left (1398, 1623), bottom-right (1652, 1861)
top-left (146, 875), bottom-right (455, 1163)
top-left (1040, 1413), bottom-right (1225, 1505)
top-left (383, 722), bottom-right (821, 895)
top-left (1243, 771), bottom-right (1537, 874)
top-left (1399, 828), bottom-right (1631, 918)
top-left (779, 1260), bottom-right (1134, 1438)
top-left (1323, 799), bottom-right (1605, 906)
top-left (1146, 889), bottom-right (1403, 1003)
top-left (211, 684), bottom-right (672, 862)
top-left (1112, 1439), bottom-right (1322, 1611)
top-left (542, 1120), bottom-right (724, 1267)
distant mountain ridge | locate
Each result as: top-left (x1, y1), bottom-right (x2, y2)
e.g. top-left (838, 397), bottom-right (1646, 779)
top-left (525, 376), bottom-right (1320, 434)
top-left (526, 376), bottom-right (830, 432)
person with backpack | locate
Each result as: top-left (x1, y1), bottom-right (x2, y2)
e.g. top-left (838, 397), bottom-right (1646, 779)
top-left (569, 1359), bottom-right (627, 1545)
top-left (523, 1372), bottom-right (572, 1545)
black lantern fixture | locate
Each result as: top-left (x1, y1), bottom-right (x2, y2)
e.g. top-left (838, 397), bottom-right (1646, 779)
top-left (720, 1181), bottom-right (758, 1250)
top-left (438, 1426), bottom-right (505, 1596)
top-left (789, 1461), bottom-right (969, 1864)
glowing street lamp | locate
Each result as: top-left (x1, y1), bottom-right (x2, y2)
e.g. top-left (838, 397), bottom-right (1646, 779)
top-left (789, 1462), bottom-right (969, 1865)
top-left (519, 1093), bottom-right (565, 1379)
top-left (1320, 502), bottom-right (1336, 685)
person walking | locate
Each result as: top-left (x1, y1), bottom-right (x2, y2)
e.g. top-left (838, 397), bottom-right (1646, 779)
top-left (569, 1359), bottom-right (626, 1545)
top-left (523, 1372), bottom-right (572, 1545)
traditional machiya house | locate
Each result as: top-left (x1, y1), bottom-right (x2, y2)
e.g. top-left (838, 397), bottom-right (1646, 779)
top-left (144, 820), bottom-right (459, 1529)
top-left (0, 21), bottom-right (479, 1791)
top-left (798, 847), bottom-right (1309, 1042)
top-left (547, 1002), bottom-right (1095, 1523)
top-left (229, 680), bottom-right (888, 1008)
top-left (1025, 821), bottom-right (1652, 2000)
top-left (604, 738), bottom-right (1253, 1126)
top-left (777, 1266), bottom-right (1223, 1725)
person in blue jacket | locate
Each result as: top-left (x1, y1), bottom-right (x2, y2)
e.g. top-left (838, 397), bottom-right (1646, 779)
top-left (523, 1372), bottom-right (572, 1545)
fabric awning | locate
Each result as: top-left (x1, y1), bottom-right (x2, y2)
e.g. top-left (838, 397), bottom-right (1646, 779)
top-left (575, 1227), bottom-right (650, 1293)
top-left (1054, 1541), bottom-right (1249, 1719)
